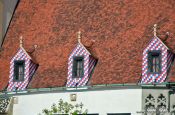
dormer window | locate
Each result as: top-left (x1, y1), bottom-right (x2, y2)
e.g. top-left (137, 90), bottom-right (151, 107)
top-left (14, 60), bottom-right (25, 81)
top-left (141, 24), bottom-right (173, 84)
top-left (7, 36), bottom-right (38, 91)
top-left (67, 31), bottom-right (97, 87)
top-left (72, 57), bottom-right (84, 78)
top-left (148, 51), bottom-right (161, 73)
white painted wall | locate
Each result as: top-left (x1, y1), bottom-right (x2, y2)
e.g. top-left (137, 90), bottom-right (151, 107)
top-left (12, 89), bottom-right (142, 115)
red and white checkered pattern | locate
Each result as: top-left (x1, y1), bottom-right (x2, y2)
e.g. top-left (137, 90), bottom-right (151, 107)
top-left (66, 43), bottom-right (97, 87)
top-left (7, 48), bottom-right (38, 91)
top-left (141, 37), bottom-right (173, 84)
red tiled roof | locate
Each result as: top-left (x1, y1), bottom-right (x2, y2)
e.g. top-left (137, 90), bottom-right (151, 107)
top-left (0, 0), bottom-right (175, 90)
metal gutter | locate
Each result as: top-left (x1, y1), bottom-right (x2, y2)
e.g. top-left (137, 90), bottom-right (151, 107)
top-left (0, 83), bottom-right (174, 98)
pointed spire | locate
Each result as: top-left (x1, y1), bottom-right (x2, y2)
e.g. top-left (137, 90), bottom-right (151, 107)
top-left (153, 24), bottom-right (157, 37)
top-left (77, 31), bottom-right (81, 43)
top-left (19, 36), bottom-right (23, 47)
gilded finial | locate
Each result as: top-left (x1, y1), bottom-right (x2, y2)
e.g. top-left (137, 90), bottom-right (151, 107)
top-left (20, 36), bottom-right (23, 47)
top-left (153, 24), bottom-right (157, 37)
top-left (77, 31), bottom-right (81, 43)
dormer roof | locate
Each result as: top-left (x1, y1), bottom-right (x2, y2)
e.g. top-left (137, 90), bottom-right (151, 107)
top-left (155, 36), bottom-right (169, 50)
top-left (20, 46), bottom-right (32, 59)
top-left (153, 24), bottom-right (169, 50)
top-left (13, 36), bottom-right (37, 63)
top-left (78, 42), bottom-right (91, 55)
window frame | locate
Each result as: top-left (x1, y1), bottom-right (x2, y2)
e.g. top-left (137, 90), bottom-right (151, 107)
top-left (72, 56), bottom-right (84, 78)
top-left (148, 50), bottom-right (161, 74)
top-left (13, 60), bottom-right (25, 82)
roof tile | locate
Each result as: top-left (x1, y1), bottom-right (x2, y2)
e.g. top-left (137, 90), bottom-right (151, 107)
top-left (0, 0), bottom-right (175, 90)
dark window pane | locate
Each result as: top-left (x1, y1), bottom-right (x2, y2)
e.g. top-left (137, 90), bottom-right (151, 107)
top-left (148, 51), bottom-right (161, 73)
top-left (77, 59), bottom-right (83, 77)
top-left (72, 57), bottom-right (84, 78)
top-left (18, 65), bottom-right (24, 80)
top-left (14, 61), bottom-right (25, 81)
